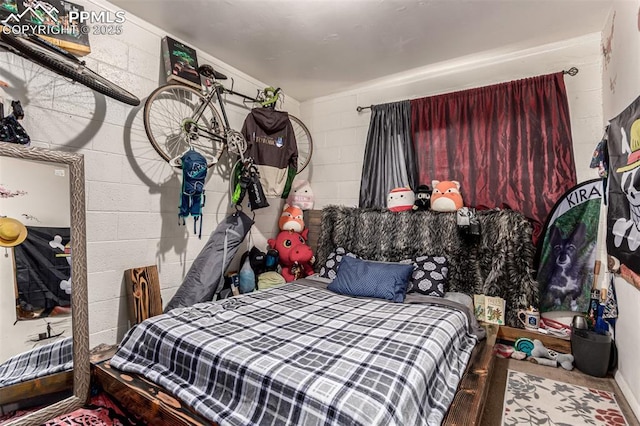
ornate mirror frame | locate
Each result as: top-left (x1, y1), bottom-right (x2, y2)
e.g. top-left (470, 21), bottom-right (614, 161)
top-left (0, 144), bottom-right (88, 426)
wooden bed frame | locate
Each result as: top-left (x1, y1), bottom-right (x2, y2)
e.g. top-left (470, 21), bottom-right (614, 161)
top-left (92, 327), bottom-right (496, 426)
top-left (0, 370), bottom-right (73, 409)
top-left (91, 210), bottom-right (498, 425)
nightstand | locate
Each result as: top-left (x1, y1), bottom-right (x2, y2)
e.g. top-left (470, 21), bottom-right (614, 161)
top-left (497, 325), bottom-right (571, 353)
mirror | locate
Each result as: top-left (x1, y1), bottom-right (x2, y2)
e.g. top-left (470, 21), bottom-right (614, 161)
top-left (2, 157), bottom-right (71, 322)
top-left (0, 144), bottom-right (88, 426)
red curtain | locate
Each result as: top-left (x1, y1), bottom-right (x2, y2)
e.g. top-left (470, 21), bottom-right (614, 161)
top-left (411, 72), bottom-right (577, 243)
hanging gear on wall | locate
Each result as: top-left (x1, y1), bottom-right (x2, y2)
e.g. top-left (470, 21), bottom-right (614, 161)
top-left (164, 209), bottom-right (255, 311)
top-left (179, 149), bottom-right (208, 238)
top-left (232, 158), bottom-right (270, 210)
top-left (241, 107), bottom-right (298, 199)
top-left (0, 100), bottom-right (30, 146)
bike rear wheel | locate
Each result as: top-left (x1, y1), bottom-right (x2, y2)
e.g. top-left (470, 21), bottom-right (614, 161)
top-left (144, 84), bottom-right (226, 168)
top-left (289, 115), bottom-right (312, 174)
top-left (0, 33), bottom-right (140, 106)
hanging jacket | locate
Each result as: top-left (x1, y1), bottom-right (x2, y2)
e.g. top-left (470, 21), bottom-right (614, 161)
top-left (241, 108), bottom-right (298, 198)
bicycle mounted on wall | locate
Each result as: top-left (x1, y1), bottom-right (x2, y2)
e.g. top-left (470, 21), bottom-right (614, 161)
top-left (0, 30), bottom-right (140, 106)
top-left (142, 64), bottom-right (312, 174)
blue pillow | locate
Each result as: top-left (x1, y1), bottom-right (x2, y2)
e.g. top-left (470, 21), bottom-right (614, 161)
top-left (327, 256), bottom-right (413, 303)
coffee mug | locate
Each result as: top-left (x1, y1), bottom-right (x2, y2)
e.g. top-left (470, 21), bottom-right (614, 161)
top-left (518, 308), bottom-right (540, 330)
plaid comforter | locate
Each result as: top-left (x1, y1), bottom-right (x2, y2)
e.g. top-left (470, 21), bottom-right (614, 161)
top-left (0, 336), bottom-right (73, 388)
top-left (111, 282), bottom-right (477, 426)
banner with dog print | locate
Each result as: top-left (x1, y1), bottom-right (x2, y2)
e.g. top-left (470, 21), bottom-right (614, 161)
top-left (607, 96), bottom-right (640, 279)
top-left (537, 179), bottom-right (603, 313)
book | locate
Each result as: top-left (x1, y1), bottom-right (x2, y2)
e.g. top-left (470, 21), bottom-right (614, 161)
top-left (473, 294), bottom-right (506, 325)
top-left (161, 36), bottom-right (201, 88)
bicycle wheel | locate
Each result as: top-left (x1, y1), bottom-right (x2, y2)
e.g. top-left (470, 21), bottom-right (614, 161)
top-left (289, 115), bottom-right (312, 174)
top-left (0, 33), bottom-right (140, 106)
top-left (144, 84), bottom-right (225, 167)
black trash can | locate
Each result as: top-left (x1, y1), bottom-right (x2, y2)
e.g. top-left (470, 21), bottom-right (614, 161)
top-left (571, 327), bottom-right (612, 377)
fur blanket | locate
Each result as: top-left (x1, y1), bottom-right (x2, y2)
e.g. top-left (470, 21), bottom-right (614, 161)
top-left (316, 206), bottom-right (538, 327)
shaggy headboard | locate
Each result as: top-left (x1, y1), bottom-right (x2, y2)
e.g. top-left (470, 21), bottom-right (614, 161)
top-left (312, 206), bottom-right (538, 328)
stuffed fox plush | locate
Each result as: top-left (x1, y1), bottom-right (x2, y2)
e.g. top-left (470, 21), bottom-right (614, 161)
top-left (430, 180), bottom-right (464, 212)
top-left (278, 204), bottom-right (305, 233)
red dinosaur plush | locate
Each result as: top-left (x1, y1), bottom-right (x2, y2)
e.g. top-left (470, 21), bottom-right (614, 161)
top-left (268, 229), bottom-right (315, 282)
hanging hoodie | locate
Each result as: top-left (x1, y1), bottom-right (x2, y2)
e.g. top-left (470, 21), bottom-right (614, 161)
top-left (241, 108), bottom-right (298, 198)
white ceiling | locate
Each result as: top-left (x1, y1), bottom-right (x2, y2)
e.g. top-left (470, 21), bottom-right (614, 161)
top-left (111, 0), bottom-right (613, 101)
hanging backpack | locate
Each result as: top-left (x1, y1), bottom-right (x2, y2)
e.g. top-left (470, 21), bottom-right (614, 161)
top-left (179, 149), bottom-right (208, 238)
top-left (0, 100), bottom-right (30, 146)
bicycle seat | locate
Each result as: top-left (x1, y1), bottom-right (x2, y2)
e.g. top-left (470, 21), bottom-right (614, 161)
top-left (197, 65), bottom-right (227, 80)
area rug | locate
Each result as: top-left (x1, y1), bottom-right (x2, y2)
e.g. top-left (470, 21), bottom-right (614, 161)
top-left (502, 370), bottom-right (628, 425)
top-left (0, 393), bottom-right (139, 425)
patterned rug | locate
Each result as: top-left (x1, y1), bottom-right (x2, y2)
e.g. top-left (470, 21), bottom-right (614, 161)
top-left (502, 370), bottom-right (628, 425)
top-left (0, 393), bottom-right (138, 425)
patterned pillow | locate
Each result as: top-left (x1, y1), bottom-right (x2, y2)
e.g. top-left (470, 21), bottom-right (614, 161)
top-left (400, 255), bottom-right (449, 297)
top-left (318, 247), bottom-right (359, 280)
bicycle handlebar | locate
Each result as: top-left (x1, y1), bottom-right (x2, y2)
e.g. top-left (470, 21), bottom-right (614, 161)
top-left (260, 87), bottom-right (280, 108)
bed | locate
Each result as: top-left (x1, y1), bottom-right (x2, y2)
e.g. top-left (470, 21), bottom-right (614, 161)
top-left (110, 277), bottom-right (483, 425)
top-left (93, 207), bottom-right (527, 425)
top-left (0, 337), bottom-right (74, 390)
top-left (0, 337), bottom-right (74, 411)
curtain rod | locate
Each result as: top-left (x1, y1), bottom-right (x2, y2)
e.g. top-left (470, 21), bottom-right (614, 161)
top-left (355, 67), bottom-right (579, 112)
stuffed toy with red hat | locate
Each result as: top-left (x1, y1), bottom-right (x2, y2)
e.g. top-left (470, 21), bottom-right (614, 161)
top-left (387, 187), bottom-right (415, 212)
top-left (430, 180), bottom-right (464, 212)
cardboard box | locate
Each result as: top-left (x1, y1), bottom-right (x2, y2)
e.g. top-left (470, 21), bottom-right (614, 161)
top-left (161, 36), bottom-right (201, 88)
top-left (7, 0), bottom-right (91, 56)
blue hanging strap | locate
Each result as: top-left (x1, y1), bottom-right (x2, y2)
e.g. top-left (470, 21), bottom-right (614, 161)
top-left (178, 149), bottom-right (208, 238)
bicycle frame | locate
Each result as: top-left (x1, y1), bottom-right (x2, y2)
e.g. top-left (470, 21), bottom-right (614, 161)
top-left (188, 82), bottom-right (232, 144)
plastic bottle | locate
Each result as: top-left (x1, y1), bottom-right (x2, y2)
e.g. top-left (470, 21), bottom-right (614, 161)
top-left (238, 256), bottom-right (256, 294)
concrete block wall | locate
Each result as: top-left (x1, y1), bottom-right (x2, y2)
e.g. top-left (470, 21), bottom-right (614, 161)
top-left (0, 0), bottom-right (299, 348)
top-left (300, 33), bottom-right (604, 209)
top-left (601, 0), bottom-right (640, 419)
